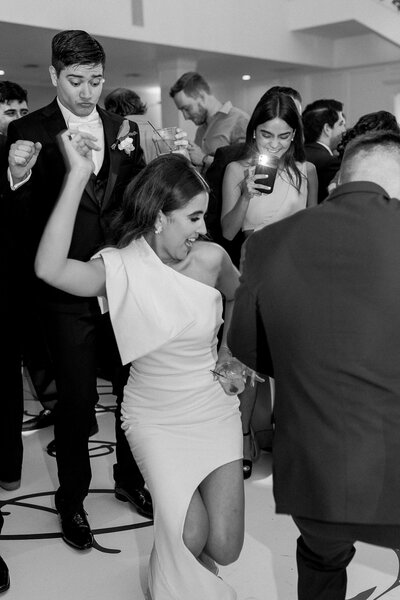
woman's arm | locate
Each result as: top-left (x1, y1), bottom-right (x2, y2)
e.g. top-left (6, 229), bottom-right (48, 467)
top-left (220, 162), bottom-right (254, 241)
top-left (327, 168), bottom-right (340, 195)
top-left (305, 161), bottom-right (318, 207)
top-left (214, 246), bottom-right (240, 356)
top-left (35, 130), bottom-right (107, 297)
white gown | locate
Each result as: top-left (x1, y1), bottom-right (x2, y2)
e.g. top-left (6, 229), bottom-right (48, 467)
top-left (95, 238), bottom-right (242, 600)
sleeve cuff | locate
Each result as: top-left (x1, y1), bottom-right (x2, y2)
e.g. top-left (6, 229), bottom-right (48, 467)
top-left (8, 167), bottom-right (32, 190)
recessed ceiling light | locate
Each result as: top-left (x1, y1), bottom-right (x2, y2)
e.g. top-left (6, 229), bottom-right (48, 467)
top-left (242, 74), bottom-right (251, 81)
top-left (0, 70), bottom-right (5, 76)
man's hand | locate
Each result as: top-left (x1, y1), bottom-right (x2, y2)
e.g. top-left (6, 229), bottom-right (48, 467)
top-left (174, 129), bottom-right (205, 166)
top-left (9, 140), bottom-right (42, 184)
top-left (187, 141), bottom-right (205, 167)
top-left (58, 130), bottom-right (98, 178)
top-left (174, 128), bottom-right (190, 151)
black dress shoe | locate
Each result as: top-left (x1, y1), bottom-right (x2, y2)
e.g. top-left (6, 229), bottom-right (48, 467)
top-left (115, 483), bottom-right (153, 519)
top-left (0, 555), bottom-right (10, 593)
top-left (22, 408), bottom-right (54, 432)
top-left (47, 419), bottom-right (99, 454)
top-left (57, 506), bottom-right (93, 550)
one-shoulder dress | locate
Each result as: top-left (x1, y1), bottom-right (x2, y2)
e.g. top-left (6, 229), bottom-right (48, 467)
top-left (94, 237), bottom-right (242, 600)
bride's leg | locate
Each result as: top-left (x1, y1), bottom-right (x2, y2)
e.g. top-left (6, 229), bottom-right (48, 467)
top-left (199, 459), bottom-right (244, 566)
top-left (183, 488), bottom-right (209, 557)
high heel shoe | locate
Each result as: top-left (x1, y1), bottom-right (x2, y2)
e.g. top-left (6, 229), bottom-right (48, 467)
top-left (243, 431), bottom-right (253, 480)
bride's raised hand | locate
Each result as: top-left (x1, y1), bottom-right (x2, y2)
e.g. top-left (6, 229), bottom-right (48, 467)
top-left (58, 129), bottom-right (99, 177)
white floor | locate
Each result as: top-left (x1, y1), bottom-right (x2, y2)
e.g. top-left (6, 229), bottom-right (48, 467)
top-left (1, 379), bottom-right (399, 600)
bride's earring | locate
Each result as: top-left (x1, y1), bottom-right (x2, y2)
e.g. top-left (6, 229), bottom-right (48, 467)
top-left (154, 223), bottom-right (163, 235)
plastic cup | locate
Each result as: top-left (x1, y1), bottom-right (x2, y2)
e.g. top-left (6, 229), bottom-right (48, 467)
top-left (153, 127), bottom-right (178, 155)
top-left (214, 358), bottom-right (246, 395)
top-left (153, 126), bottom-right (190, 159)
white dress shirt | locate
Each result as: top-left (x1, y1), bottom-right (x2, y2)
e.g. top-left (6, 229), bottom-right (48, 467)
top-left (58, 99), bottom-right (105, 175)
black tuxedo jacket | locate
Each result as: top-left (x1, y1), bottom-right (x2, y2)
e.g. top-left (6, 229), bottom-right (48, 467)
top-left (305, 142), bottom-right (340, 204)
top-left (229, 181), bottom-right (400, 525)
top-left (7, 99), bottom-right (145, 303)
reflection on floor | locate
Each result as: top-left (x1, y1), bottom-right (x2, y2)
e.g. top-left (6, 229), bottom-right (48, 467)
top-left (1, 378), bottom-right (399, 600)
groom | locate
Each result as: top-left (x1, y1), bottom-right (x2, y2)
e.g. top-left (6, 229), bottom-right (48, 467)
top-left (7, 30), bottom-right (152, 550)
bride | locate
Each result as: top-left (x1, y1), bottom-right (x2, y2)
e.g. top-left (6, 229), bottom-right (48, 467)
top-left (34, 130), bottom-right (245, 599)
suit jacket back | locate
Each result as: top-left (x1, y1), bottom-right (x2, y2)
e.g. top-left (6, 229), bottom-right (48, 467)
top-left (229, 181), bottom-right (400, 524)
top-left (305, 142), bottom-right (340, 203)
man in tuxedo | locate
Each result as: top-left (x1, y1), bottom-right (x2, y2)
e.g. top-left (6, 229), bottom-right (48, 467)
top-left (0, 81), bottom-right (28, 165)
top-left (7, 30), bottom-right (152, 550)
top-left (0, 81), bottom-right (29, 491)
top-left (0, 81), bottom-right (58, 440)
top-left (228, 130), bottom-right (400, 599)
top-left (302, 98), bottom-right (346, 203)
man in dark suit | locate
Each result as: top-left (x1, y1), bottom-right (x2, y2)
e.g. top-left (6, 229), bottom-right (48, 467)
top-left (0, 81), bottom-right (29, 491)
top-left (303, 98), bottom-right (346, 203)
top-left (7, 30), bottom-right (152, 550)
top-left (228, 130), bottom-right (400, 599)
top-left (0, 81), bottom-right (28, 166)
top-left (0, 81), bottom-right (58, 444)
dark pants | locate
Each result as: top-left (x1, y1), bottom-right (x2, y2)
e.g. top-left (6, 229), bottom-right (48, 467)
top-left (0, 316), bottom-right (23, 483)
top-left (294, 516), bottom-right (400, 600)
top-left (42, 299), bottom-right (144, 516)
top-left (23, 307), bottom-right (57, 408)
top-left (0, 251), bottom-right (23, 483)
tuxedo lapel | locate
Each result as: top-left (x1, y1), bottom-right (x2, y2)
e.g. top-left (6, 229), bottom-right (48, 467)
top-left (99, 109), bottom-right (121, 210)
top-left (41, 99), bottom-right (68, 143)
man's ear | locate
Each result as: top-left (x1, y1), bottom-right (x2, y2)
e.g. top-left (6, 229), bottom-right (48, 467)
top-left (322, 122), bottom-right (332, 138)
top-left (49, 66), bottom-right (58, 88)
top-left (198, 90), bottom-right (207, 103)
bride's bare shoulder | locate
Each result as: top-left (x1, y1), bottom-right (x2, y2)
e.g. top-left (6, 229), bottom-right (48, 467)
top-left (192, 240), bottom-right (228, 262)
top-left (190, 241), bottom-right (235, 277)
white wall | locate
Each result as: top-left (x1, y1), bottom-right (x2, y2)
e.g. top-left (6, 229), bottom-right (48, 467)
top-left (292, 63), bottom-right (400, 126)
top-left (211, 61), bottom-right (400, 127)
top-left (26, 58), bottom-right (400, 130)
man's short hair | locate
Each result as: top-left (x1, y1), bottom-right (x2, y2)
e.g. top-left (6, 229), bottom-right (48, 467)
top-left (0, 81), bottom-right (27, 105)
top-left (104, 88), bottom-right (147, 116)
top-left (302, 98), bottom-right (343, 143)
top-left (51, 30), bottom-right (106, 75)
top-left (169, 72), bottom-right (210, 99)
top-left (340, 130), bottom-right (400, 180)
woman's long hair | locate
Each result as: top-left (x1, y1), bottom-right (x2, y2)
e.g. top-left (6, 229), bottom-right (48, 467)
top-left (110, 153), bottom-right (209, 248)
top-left (240, 92), bottom-right (305, 191)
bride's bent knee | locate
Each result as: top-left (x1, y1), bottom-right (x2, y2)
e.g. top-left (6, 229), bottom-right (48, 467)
top-left (208, 533), bottom-right (244, 566)
top-left (183, 515), bottom-right (209, 558)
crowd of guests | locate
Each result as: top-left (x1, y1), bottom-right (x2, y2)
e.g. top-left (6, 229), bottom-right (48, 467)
top-left (1, 26), bottom-right (400, 600)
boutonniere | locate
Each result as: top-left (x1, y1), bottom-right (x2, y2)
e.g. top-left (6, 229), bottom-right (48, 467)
top-left (111, 119), bottom-right (136, 155)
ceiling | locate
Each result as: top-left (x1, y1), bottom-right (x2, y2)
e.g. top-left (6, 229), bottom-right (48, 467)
top-left (0, 20), bottom-right (307, 93)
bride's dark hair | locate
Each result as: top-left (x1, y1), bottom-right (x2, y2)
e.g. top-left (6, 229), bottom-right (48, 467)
top-left (110, 153), bottom-right (209, 249)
